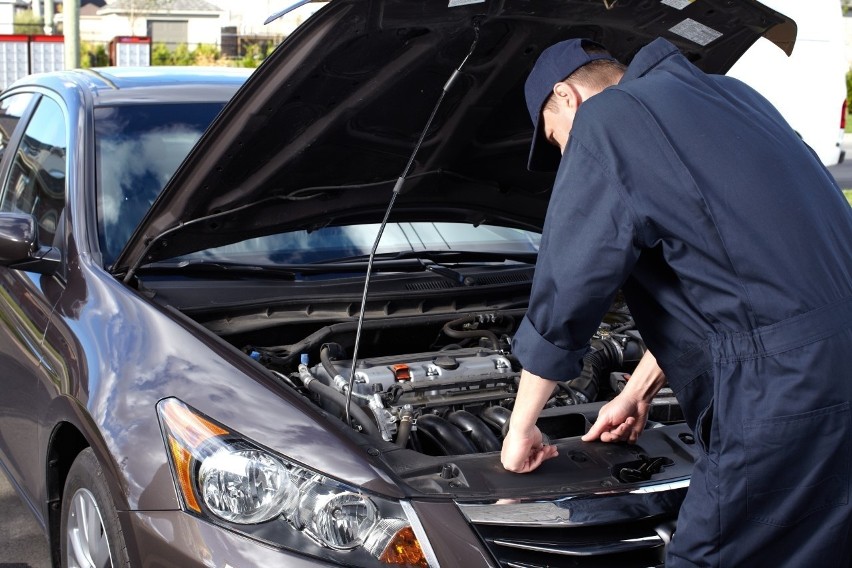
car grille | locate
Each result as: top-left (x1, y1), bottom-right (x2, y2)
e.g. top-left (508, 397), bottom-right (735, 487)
top-left (470, 517), bottom-right (672, 568)
top-left (457, 479), bottom-right (687, 568)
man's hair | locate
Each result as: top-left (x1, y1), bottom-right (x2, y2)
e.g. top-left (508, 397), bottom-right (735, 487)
top-left (543, 48), bottom-right (626, 113)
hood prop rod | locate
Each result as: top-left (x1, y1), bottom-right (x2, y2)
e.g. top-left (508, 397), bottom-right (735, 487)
top-left (344, 21), bottom-right (482, 431)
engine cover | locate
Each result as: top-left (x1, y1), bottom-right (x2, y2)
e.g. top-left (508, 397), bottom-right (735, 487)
top-left (310, 347), bottom-right (516, 399)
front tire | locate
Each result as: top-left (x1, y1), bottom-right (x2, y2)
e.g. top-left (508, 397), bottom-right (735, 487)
top-left (60, 448), bottom-right (129, 568)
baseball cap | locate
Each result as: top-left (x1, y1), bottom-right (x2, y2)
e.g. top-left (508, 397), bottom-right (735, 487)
top-left (525, 38), bottom-right (616, 171)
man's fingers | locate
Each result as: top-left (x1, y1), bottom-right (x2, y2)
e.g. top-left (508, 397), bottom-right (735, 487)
top-left (581, 416), bottom-right (611, 441)
top-left (526, 445), bottom-right (559, 471)
top-left (597, 418), bottom-right (638, 443)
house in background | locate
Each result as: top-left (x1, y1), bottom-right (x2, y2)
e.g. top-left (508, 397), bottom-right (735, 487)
top-left (70, 0), bottom-right (325, 52)
top-left (209, 0), bottom-right (325, 37)
top-left (92, 0), bottom-right (223, 49)
top-left (9, 1), bottom-right (327, 50)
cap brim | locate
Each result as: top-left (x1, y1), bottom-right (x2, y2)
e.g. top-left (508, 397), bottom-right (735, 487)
top-left (527, 117), bottom-right (563, 172)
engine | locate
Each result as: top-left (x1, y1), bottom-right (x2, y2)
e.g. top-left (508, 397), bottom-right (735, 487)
top-left (249, 310), bottom-right (682, 456)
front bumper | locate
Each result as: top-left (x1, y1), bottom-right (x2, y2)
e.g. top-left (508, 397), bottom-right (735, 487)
top-left (120, 502), bottom-right (496, 567)
top-left (121, 509), bottom-right (339, 567)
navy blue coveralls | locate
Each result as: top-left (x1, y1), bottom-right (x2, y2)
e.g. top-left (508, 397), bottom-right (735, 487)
top-left (513, 38), bottom-right (852, 566)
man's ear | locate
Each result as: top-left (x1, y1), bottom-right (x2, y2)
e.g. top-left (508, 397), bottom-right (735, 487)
top-left (552, 81), bottom-right (583, 111)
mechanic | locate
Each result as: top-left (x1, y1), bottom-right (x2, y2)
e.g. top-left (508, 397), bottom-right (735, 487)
top-left (500, 37), bottom-right (852, 566)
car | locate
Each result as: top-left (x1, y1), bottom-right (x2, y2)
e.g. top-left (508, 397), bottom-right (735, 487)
top-left (0, 1), bottom-right (795, 567)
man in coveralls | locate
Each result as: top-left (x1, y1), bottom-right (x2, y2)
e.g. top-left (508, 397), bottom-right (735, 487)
top-left (500, 37), bottom-right (852, 566)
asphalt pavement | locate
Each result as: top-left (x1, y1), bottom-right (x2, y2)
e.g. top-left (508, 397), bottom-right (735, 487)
top-left (1, 136), bottom-right (851, 567)
top-left (0, 469), bottom-right (51, 568)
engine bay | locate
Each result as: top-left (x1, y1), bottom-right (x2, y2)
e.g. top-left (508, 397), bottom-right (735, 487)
top-left (243, 300), bottom-right (685, 459)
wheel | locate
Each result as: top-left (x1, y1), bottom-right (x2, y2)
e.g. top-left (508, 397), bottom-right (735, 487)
top-left (60, 448), bottom-right (130, 568)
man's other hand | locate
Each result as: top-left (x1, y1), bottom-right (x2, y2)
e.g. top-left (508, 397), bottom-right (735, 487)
top-left (581, 391), bottom-right (649, 444)
top-left (501, 425), bottom-right (559, 473)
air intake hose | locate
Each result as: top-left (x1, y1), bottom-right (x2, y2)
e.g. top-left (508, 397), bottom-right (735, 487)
top-left (566, 338), bottom-right (623, 404)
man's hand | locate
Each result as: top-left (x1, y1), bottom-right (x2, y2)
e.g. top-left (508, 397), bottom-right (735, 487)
top-left (582, 350), bottom-right (666, 444)
top-left (581, 391), bottom-right (649, 443)
top-left (501, 424), bottom-right (559, 473)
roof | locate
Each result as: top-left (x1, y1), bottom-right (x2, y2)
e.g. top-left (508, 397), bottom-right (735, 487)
top-left (7, 66), bottom-right (251, 106)
top-left (80, 0), bottom-right (107, 16)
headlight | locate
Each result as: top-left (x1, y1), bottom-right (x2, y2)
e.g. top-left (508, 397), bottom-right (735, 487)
top-left (157, 398), bottom-right (434, 567)
top-left (198, 448), bottom-right (298, 523)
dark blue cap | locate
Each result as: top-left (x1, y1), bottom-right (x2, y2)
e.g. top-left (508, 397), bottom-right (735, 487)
top-left (525, 39), bottom-right (616, 171)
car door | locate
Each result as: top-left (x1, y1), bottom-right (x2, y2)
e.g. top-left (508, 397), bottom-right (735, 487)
top-left (0, 90), bottom-right (68, 511)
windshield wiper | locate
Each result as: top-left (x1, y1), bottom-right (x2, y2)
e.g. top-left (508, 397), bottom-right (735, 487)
top-left (322, 249), bottom-right (538, 265)
top-left (138, 261), bottom-right (298, 279)
top-left (138, 250), bottom-right (537, 280)
top-left (138, 258), bottom-right (452, 278)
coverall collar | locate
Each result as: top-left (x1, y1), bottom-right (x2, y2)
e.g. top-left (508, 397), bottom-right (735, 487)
top-left (620, 38), bottom-right (681, 83)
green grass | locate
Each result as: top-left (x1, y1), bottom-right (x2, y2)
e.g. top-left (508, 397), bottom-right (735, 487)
top-left (847, 113), bottom-right (852, 134)
top-left (845, 189), bottom-right (852, 206)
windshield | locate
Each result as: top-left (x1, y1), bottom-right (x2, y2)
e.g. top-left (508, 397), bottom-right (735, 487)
top-left (177, 222), bottom-right (541, 265)
top-left (94, 106), bottom-right (541, 271)
top-left (95, 103), bottom-right (225, 265)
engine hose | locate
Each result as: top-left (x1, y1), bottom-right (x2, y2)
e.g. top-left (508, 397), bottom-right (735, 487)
top-left (268, 309), bottom-right (528, 367)
top-left (478, 405), bottom-right (512, 438)
top-left (567, 339), bottom-right (622, 404)
top-left (555, 381), bottom-right (580, 405)
top-left (415, 414), bottom-right (478, 455)
top-left (319, 345), bottom-right (339, 381)
top-left (447, 410), bottom-right (502, 452)
top-left (442, 315), bottom-right (500, 350)
top-left (395, 406), bottom-right (414, 447)
top-left (298, 365), bottom-right (381, 438)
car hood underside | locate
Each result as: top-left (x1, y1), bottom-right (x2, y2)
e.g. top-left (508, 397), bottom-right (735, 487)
top-left (113, 0), bottom-right (794, 273)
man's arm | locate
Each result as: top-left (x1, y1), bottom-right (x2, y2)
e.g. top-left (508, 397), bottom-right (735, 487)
top-left (582, 350), bottom-right (666, 443)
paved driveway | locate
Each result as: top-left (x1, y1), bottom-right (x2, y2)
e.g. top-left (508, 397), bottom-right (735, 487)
top-left (0, 470), bottom-right (51, 568)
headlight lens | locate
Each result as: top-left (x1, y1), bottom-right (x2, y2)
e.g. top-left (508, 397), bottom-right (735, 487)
top-left (157, 398), bottom-right (433, 567)
top-left (198, 449), bottom-right (298, 523)
top-left (303, 487), bottom-right (378, 549)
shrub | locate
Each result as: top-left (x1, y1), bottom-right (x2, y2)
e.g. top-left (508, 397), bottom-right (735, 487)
top-left (151, 43), bottom-right (172, 65)
top-left (81, 42), bottom-right (109, 69)
top-left (149, 41), bottom-right (275, 67)
top-left (847, 67), bottom-right (852, 111)
top-left (13, 10), bottom-right (43, 35)
top-left (171, 44), bottom-right (195, 65)
top-left (193, 43), bottom-right (221, 65)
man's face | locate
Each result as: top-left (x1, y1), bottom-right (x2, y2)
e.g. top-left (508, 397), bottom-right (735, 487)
top-left (541, 103), bottom-right (576, 154)
top-left (539, 81), bottom-right (583, 154)
top-left (538, 76), bottom-right (622, 156)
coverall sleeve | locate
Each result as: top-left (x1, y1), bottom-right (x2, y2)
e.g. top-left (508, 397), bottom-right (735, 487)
top-left (512, 137), bottom-right (642, 382)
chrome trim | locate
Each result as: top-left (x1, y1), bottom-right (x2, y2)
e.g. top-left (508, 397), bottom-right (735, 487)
top-left (401, 500), bottom-right (441, 568)
top-left (630, 479), bottom-right (690, 494)
top-left (456, 477), bottom-right (690, 527)
top-left (491, 534), bottom-right (662, 557)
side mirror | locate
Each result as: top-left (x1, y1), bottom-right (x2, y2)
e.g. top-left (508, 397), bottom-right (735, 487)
top-left (0, 213), bottom-right (60, 274)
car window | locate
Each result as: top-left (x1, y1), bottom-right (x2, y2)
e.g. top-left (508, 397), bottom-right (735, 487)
top-left (95, 103), bottom-right (225, 266)
top-left (0, 96), bottom-right (67, 245)
top-left (0, 93), bottom-right (34, 163)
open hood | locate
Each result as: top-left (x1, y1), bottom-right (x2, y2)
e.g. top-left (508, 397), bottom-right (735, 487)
top-left (113, 0), bottom-right (795, 274)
